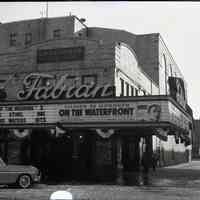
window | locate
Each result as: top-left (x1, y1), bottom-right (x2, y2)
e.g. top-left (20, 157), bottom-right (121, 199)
top-left (170, 64), bottom-right (173, 77)
top-left (126, 82), bottom-right (129, 96)
top-left (67, 75), bottom-right (80, 88)
top-left (135, 88), bottom-right (138, 96)
top-left (53, 29), bottom-right (61, 39)
top-left (40, 78), bottom-right (53, 87)
top-left (120, 78), bottom-right (124, 96)
top-left (9, 33), bottom-right (17, 46)
top-left (131, 86), bottom-right (134, 96)
top-left (162, 54), bottom-right (167, 68)
top-left (120, 44), bottom-right (138, 72)
top-left (0, 79), bottom-right (6, 89)
top-left (161, 54), bottom-right (168, 94)
top-left (82, 74), bottom-right (97, 86)
top-left (25, 33), bottom-right (32, 45)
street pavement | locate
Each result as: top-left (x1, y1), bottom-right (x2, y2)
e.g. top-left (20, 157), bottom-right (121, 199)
top-left (1, 160), bottom-right (200, 200)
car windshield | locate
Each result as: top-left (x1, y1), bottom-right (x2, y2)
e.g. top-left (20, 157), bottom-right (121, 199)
top-left (0, 157), bottom-right (6, 166)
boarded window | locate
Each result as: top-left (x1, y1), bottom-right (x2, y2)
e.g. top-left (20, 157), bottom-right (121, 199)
top-left (135, 88), bottom-right (138, 96)
top-left (131, 86), bottom-right (134, 96)
top-left (10, 33), bottom-right (17, 46)
top-left (120, 78), bottom-right (124, 96)
top-left (53, 29), bottom-right (61, 39)
top-left (25, 33), bottom-right (32, 45)
top-left (37, 47), bottom-right (85, 63)
top-left (82, 74), bottom-right (97, 86)
top-left (126, 82), bottom-right (129, 96)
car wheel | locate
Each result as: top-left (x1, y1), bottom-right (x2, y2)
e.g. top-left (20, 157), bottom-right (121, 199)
top-left (17, 174), bottom-right (32, 189)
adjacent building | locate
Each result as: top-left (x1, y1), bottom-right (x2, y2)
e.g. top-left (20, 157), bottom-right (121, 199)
top-left (192, 120), bottom-right (200, 158)
top-left (0, 15), bottom-right (193, 183)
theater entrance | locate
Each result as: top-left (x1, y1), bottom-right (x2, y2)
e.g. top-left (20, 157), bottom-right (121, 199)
top-left (29, 129), bottom-right (94, 182)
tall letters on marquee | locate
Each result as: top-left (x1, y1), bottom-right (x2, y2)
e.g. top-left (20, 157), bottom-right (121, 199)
top-left (17, 73), bottom-right (114, 100)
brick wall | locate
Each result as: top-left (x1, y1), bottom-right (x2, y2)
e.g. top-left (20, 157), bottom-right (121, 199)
top-left (0, 37), bottom-right (115, 101)
top-left (88, 27), bottom-right (137, 50)
top-left (135, 33), bottom-right (159, 85)
top-left (88, 28), bottom-right (159, 95)
top-left (0, 16), bottom-right (75, 53)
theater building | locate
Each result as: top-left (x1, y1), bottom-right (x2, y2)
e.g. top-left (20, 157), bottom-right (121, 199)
top-left (0, 15), bottom-right (193, 183)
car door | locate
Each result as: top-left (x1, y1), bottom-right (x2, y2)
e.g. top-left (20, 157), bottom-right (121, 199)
top-left (0, 158), bottom-right (15, 184)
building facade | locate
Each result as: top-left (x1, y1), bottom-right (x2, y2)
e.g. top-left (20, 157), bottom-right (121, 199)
top-left (0, 15), bottom-right (193, 183)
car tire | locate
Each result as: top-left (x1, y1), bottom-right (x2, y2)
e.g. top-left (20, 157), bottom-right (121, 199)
top-left (17, 174), bottom-right (32, 189)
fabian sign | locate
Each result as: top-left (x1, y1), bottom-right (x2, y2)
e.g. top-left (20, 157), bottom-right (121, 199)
top-left (17, 73), bottom-right (114, 100)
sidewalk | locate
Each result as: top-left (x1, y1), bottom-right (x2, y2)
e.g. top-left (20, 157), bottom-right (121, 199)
top-left (1, 160), bottom-right (200, 200)
top-left (149, 160), bottom-right (200, 187)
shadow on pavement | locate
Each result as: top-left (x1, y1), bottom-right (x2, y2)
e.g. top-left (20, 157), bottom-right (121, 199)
top-left (24, 161), bottom-right (200, 188)
top-left (39, 167), bottom-right (200, 188)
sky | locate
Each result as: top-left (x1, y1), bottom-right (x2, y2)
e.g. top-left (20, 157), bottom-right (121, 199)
top-left (0, 1), bottom-right (199, 118)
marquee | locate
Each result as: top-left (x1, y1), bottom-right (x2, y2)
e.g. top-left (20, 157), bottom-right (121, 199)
top-left (0, 96), bottom-right (192, 131)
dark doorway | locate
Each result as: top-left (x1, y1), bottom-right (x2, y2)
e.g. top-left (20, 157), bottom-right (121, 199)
top-left (122, 137), bottom-right (140, 172)
top-left (29, 129), bottom-right (94, 182)
top-left (0, 128), bottom-right (94, 182)
top-left (30, 128), bottom-right (73, 182)
top-left (71, 132), bottom-right (94, 182)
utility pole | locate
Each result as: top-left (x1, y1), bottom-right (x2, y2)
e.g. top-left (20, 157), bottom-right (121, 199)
top-left (46, 1), bottom-right (48, 18)
top-left (40, 11), bottom-right (44, 18)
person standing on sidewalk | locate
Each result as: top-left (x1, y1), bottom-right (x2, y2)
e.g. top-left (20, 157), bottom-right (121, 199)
top-left (141, 151), bottom-right (150, 185)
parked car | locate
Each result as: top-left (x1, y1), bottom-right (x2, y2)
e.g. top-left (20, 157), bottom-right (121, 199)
top-left (0, 157), bottom-right (41, 188)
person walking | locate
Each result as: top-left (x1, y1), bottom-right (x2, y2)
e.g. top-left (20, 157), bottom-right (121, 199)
top-left (152, 152), bottom-right (159, 172)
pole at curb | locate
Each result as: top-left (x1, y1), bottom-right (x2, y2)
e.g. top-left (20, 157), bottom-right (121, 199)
top-left (116, 135), bottom-right (124, 185)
